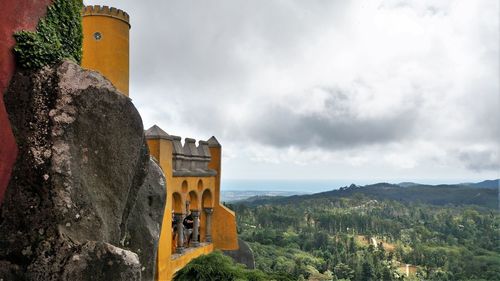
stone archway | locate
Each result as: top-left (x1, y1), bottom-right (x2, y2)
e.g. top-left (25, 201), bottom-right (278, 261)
top-left (172, 192), bottom-right (183, 213)
top-left (200, 189), bottom-right (214, 243)
top-left (181, 180), bottom-right (188, 193)
top-left (188, 190), bottom-right (199, 211)
top-left (172, 192), bottom-right (185, 253)
top-left (197, 179), bottom-right (203, 192)
top-left (187, 190), bottom-right (200, 246)
top-left (202, 189), bottom-right (213, 209)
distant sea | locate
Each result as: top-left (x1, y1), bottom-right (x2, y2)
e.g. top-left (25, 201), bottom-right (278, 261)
top-left (221, 179), bottom-right (364, 194)
top-left (220, 179), bottom-right (366, 202)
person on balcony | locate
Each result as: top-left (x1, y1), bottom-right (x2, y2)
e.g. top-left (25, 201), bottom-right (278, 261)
top-left (183, 211), bottom-right (194, 246)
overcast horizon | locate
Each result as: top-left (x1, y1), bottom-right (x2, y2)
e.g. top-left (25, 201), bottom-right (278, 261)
top-left (85, 0), bottom-right (499, 182)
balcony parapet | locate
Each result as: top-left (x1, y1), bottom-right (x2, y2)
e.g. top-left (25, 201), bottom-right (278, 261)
top-left (145, 125), bottom-right (217, 177)
top-left (171, 136), bottom-right (216, 177)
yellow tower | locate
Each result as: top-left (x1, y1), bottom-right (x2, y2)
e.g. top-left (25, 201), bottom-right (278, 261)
top-left (81, 6), bottom-right (130, 96)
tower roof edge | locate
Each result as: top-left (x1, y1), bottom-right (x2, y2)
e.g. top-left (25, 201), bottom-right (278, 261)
top-left (145, 125), bottom-right (171, 140)
top-left (82, 5), bottom-right (130, 28)
top-left (207, 136), bottom-right (221, 148)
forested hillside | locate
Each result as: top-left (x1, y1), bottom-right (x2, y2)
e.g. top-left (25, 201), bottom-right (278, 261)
top-left (239, 182), bottom-right (498, 209)
top-left (231, 184), bottom-right (500, 281)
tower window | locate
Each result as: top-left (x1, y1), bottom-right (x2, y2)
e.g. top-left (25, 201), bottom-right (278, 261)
top-left (93, 32), bottom-right (102, 41)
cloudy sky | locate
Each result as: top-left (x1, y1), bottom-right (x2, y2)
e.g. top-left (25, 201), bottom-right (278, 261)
top-left (85, 0), bottom-right (499, 183)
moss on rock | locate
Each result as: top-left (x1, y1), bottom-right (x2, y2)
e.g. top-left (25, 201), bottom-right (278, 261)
top-left (13, 0), bottom-right (83, 69)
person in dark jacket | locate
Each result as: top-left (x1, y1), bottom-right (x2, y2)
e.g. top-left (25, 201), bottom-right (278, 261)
top-left (183, 212), bottom-right (194, 245)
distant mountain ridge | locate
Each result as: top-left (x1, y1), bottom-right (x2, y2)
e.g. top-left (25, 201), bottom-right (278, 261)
top-left (467, 179), bottom-right (499, 189)
top-left (397, 182), bottom-right (419, 187)
top-left (239, 179), bottom-right (499, 209)
top-left (396, 179), bottom-right (499, 189)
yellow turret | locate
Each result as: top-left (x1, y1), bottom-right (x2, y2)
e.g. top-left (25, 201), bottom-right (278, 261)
top-left (81, 6), bottom-right (130, 96)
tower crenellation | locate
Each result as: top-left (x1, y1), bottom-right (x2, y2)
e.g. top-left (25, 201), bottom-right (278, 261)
top-left (82, 5), bottom-right (130, 27)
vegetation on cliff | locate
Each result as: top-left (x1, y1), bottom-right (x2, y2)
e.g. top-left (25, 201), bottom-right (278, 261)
top-left (231, 185), bottom-right (500, 281)
top-left (178, 183), bottom-right (499, 280)
top-left (14, 0), bottom-right (83, 69)
top-left (173, 251), bottom-right (269, 281)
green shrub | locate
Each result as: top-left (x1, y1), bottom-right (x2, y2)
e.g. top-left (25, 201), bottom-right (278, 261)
top-left (173, 251), bottom-right (270, 281)
top-left (13, 0), bottom-right (83, 69)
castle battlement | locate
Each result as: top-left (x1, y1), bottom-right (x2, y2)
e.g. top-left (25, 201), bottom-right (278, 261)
top-left (82, 5), bottom-right (130, 27)
top-left (145, 125), bottom-right (216, 177)
top-left (172, 136), bottom-right (216, 177)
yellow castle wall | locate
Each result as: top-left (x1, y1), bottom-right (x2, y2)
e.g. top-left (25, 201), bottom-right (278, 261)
top-left (148, 138), bottom-right (174, 280)
top-left (82, 9), bottom-right (130, 96)
top-left (208, 145), bottom-right (239, 250)
top-left (213, 204), bottom-right (238, 250)
top-left (169, 243), bottom-right (214, 274)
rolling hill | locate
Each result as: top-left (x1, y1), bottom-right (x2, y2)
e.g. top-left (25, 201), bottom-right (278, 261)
top-left (239, 180), bottom-right (499, 209)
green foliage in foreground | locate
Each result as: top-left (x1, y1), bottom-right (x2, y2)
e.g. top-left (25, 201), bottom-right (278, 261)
top-left (14, 0), bottom-right (83, 69)
top-left (173, 251), bottom-right (270, 281)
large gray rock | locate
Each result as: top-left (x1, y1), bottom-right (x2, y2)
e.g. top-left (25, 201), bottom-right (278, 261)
top-left (223, 238), bottom-right (256, 269)
top-left (123, 157), bottom-right (166, 281)
top-left (61, 241), bottom-right (141, 281)
top-left (0, 261), bottom-right (24, 280)
top-left (0, 61), bottom-right (165, 281)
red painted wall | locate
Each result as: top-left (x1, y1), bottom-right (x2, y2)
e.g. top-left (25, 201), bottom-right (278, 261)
top-left (0, 0), bottom-right (53, 203)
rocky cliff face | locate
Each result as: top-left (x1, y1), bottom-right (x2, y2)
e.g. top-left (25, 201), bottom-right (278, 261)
top-left (0, 61), bottom-right (166, 281)
top-left (223, 238), bottom-right (255, 270)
